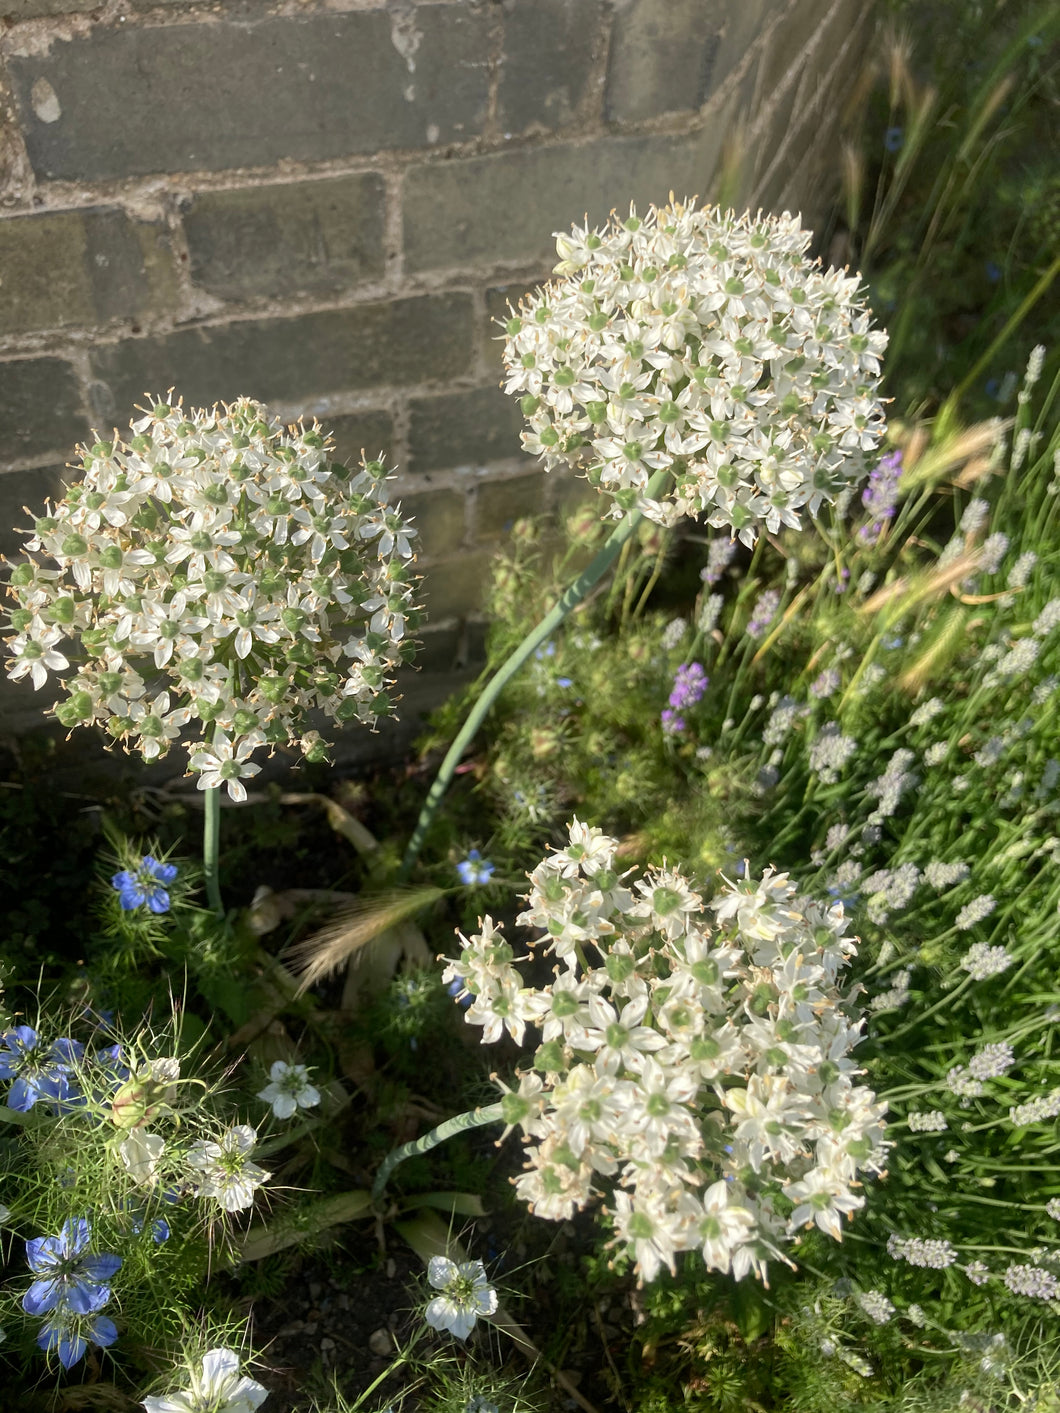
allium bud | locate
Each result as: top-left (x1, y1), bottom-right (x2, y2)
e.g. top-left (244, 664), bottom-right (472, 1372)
top-left (503, 198), bottom-right (887, 545)
top-left (3, 396), bottom-right (421, 794)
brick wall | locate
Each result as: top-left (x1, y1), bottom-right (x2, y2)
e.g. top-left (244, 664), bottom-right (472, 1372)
top-left (0, 0), bottom-right (873, 765)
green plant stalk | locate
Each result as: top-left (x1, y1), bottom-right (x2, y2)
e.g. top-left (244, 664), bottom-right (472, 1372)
top-left (373, 1101), bottom-right (504, 1203)
top-left (399, 468), bottom-right (671, 878)
top-left (203, 782), bottom-right (223, 917)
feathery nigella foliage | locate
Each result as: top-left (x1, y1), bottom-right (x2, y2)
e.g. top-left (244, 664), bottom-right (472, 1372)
top-left (2, 395), bottom-right (420, 794)
top-left (502, 198), bottom-right (888, 544)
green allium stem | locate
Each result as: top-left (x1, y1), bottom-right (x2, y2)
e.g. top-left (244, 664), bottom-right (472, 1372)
top-left (398, 469), bottom-right (671, 878)
top-left (372, 1101), bottom-right (505, 1203)
top-left (203, 778), bottom-right (223, 917)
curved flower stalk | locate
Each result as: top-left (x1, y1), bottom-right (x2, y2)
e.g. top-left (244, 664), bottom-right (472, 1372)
top-left (439, 819), bottom-right (889, 1284)
top-left (2, 394), bottom-right (420, 911)
top-left (504, 197), bottom-right (888, 542)
top-left (400, 198), bottom-right (886, 875)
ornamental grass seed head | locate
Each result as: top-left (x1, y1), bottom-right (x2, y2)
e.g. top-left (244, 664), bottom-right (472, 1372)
top-left (502, 197), bottom-right (888, 543)
top-left (3, 396), bottom-right (421, 795)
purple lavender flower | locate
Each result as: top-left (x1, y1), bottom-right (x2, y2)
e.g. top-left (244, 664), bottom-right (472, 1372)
top-left (661, 709), bottom-right (685, 736)
top-left (669, 662), bottom-right (708, 710)
top-left (859, 450), bottom-right (903, 541)
top-left (746, 589), bottom-right (781, 639)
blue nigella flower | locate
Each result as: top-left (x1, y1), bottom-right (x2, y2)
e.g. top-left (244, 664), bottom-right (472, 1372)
top-left (985, 260), bottom-right (1002, 284)
top-left (127, 1204), bottom-right (170, 1245)
top-left (556, 676), bottom-right (573, 688)
top-left (884, 126), bottom-right (904, 152)
top-left (446, 976), bottom-right (473, 1011)
top-left (23, 1217), bottom-right (121, 1318)
top-left (37, 1308), bottom-right (118, 1368)
top-left (0, 1027), bottom-right (84, 1112)
top-left (457, 850), bottom-right (495, 886)
top-left (110, 855), bottom-right (178, 913)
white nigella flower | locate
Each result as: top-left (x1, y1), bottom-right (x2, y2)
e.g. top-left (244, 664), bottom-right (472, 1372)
top-left (119, 1130), bottom-right (166, 1186)
top-left (424, 1256), bottom-right (498, 1340)
top-left (141, 1346), bottom-right (268, 1413)
top-left (185, 1124), bottom-right (270, 1212)
top-left (256, 1060), bottom-right (321, 1120)
top-left (3, 396), bottom-right (420, 781)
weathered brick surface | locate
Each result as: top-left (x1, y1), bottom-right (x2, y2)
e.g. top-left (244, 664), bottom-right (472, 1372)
top-left (88, 294), bottom-right (475, 418)
top-left (7, 7), bottom-right (491, 181)
top-left (182, 175), bottom-right (387, 303)
top-left (400, 487), bottom-right (467, 560)
top-left (0, 0), bottom-right (865, 750)
top-left (327, 409), bottom-right (397, 470)
top-left (497, 0), bottom-right (604, 135)
top-left (408, 385), bottom-right (524, 474)
top-left (605, 0), bottom-right (723, 124)
top-left (418, 549), bottom-right (494, 621)
top-left (402, 120), bottom-right (734, 272)
top-left (475, 472), bottom-right (548, 539)
top-left (0, 206), bottom-right (175, 337)
top-left (2, 0), bottom-right (82, 17)
top-left (0, 357), bottom-right (87, 462)
top-left (0, 463), bottom-right (70, 560)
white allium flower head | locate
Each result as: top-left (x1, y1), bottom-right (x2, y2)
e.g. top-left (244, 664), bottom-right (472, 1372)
top-left (424, 1256), bottom-right (498, 1340)
top-left (501, 198), bottom-right (888, 544)
top-left (3, 395), bottom-right (421, 790)
top-left (443, 819), bottom-right (888, 1285)
top-left (141, 1345), bottom-right (268, 1413)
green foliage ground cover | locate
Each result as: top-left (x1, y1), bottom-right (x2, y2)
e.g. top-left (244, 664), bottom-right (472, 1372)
top-left (0, 2), bottom-right (1057, 1410)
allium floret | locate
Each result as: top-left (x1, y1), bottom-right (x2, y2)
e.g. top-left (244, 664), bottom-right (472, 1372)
top-left (502, 198), bottom-right (887, 543)
top-left (3, 396), bottom-right (421, 792)
top-left (441, 819), bottom-right (889, 1284)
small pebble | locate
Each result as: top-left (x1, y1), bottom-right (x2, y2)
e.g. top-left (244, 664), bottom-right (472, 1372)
top-left (369, 1328), bottom-right (393, 1356)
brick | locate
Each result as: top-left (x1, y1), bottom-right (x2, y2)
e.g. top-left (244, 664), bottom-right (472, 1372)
top-left (403, 122), bottom-right (734, 272)
top-left (475, 471), bottom-right (549, 540)
top-left (0, 464), bottom-right (70, 560)
top-left (326, 409), bottom-right (396, 471)
top-left (400, 487), bottom-right (467, 560)
top-left (2, 0), bottom-right (83, 17)
top-left (497, 0), bottom-right (603, 134)
top-left (88, 294), bottom-right (475, 420)
top-left (418, 549), bottom-right (493, 621)
top-left (408, 385), bottom-right (524, 474)
top-left (605, 0), bottom-right (722, 124)
top-left (182, 174), bottom-right (386, 303)
top-left (0, 206), bottom-right (176, 337)
top-left (0, 357), bottom-right (87, 464)
top-left (8, 6), bottom-right (491, 181)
